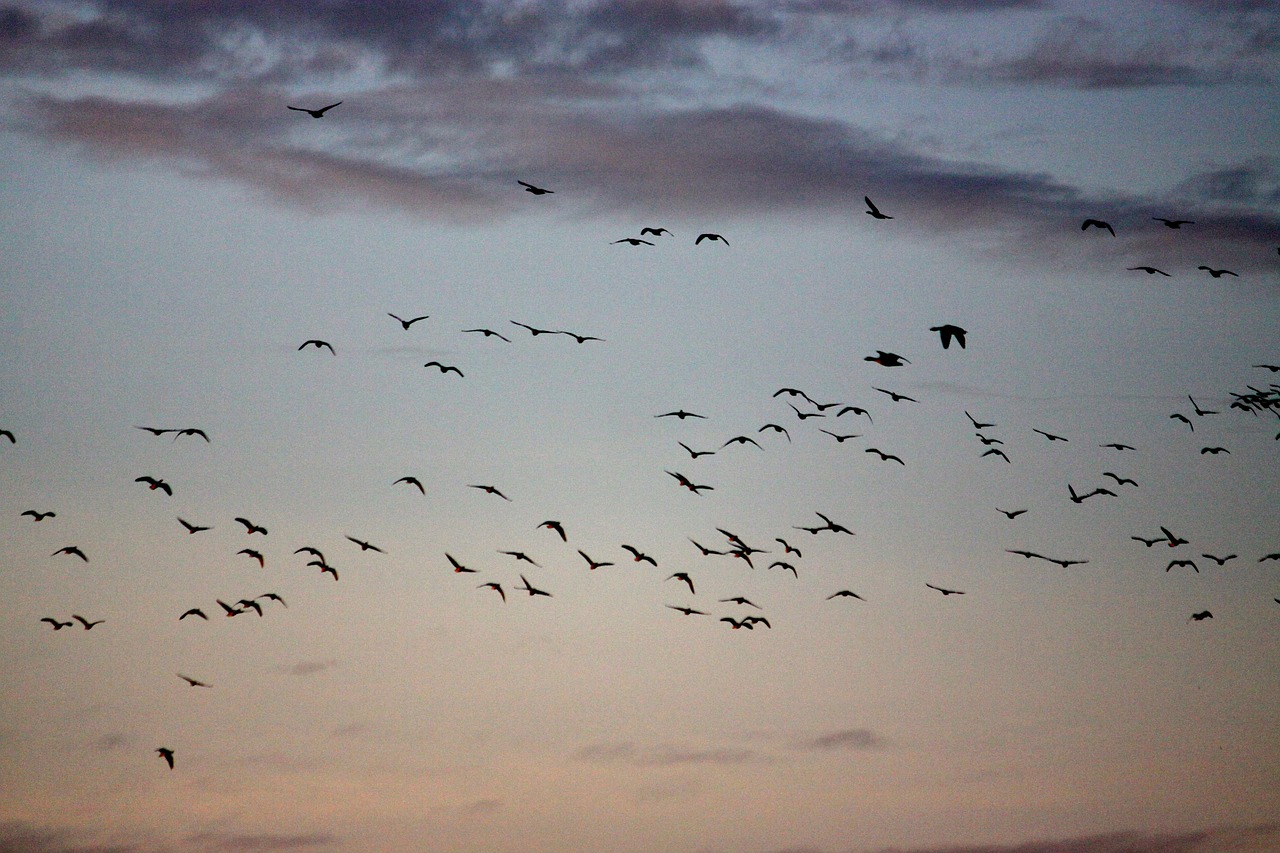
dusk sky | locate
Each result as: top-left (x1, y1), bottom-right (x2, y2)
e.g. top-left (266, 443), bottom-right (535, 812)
top-left (1, 2), bottom-right (1279, 852)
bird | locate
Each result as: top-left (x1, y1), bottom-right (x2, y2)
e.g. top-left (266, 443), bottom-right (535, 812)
top-left (539, 520), bottom-right (567, 541)
top-left (835, 405), bottom-right (872, 422)
top-left (719, 597), bottom-right (761, 609)
top-left (667, 573), bottom-right (695, 594)
top-left (1152, 217), bottom-right (1193, 228)
top-left (820, 429), bottom-right (861, 443)
top-left (694, 233), bottom-right (728, 245)
top-left (514, 574), bottom-right (551, 597)
top-left (40, 617), bottom-right (74, 630)
top-left (864, 196), bottom-right (892, 220)
top-left (814, 511), bottom-right (855, 536)
top-left (171, 427), bottom-right (209, 442)
top-left (578, 550), bottom-right (614, 571)
top-left (423, 362), bottom-right (463, 376)
top-left (1200, 446), bottom-right (1230, 455)
top-left (1188, 396), bottom-right (1218, 416)
top-left (52, 546), bottom-right (88, 562)
top-left (721, 435), bottom-right (762, 449)
top-left (1160, 527), bottom-right (1189, 547)
top-left (298, 339), bottom-right (335, 354)
top-left (864, 447), bottom-right (904, 465)
top-left (155, 747), bottom-right (175, 769)
top-left (135, 426), bottom-right (173, 436)
top-left (462, 328), bottom-right (511, 342)
top-left (1187, 611), bottom-right (1213, 622)
top-left (930, 324), bottom-right (967, 349)
top-left (477, 582), bottom-right (505, 602)
top-left (742, 615), bottom-right (771, 629)
top-left (1006, 549), bottom-right (1046, 560)
top-left (925, 583), bottom-right (965, 595)
top-left (966, 412), bottom-right (996, 430)
top-left (517, 180), bottom-right (553, 195)
top-left (236, 598), bottom-right (264, 617)
top-left (720, 617), bottom-right (754, 630)
top-left (1100, 442), bottom-right (1136, 451)
top-left (179, 608), bottom-right (208, 621)
top-left (667, 470), bottom-right (713, 494)
top-left (174, 518), bottom-right (211, 536)
top-left (1068, 484), bottom-right (1115, 503)
top-left (1254, 364), bottom-right (1280, 372)
top-left (1201, 553), bottom-right (1237, 566)
top-left (775, 538), bottom-right (801, 558)
top-left (1131, 536), bottom-right (1163, 547)
top-left (865, 351), bottom-right (909, 367)
top-left (996, 508), bottom-right (1027, 519)
top-left (774, 387), bottom-right (817, 403)
top-left (613, 237), bottom-right (654, 246)
top-left (468, 484), bottom-right (511, 501)
top-left (666, 605), bottom-right (707, 616)
top-left (388, 313), bottom-right (429, 329)
top-left (655, 410), bottom-right (706, 420)
top-left (975, 434), bottom-right (1003, 446)
top-left (21, 510), bottom-right (56, 521)
top-left (1032, 428), bottom-right (1068, 442)
top-left (1197, 266), bottom-right (1238, 278)
top-left (689, 539), bottom-right (727, 557)
top-left (294, 546), bottom-right (325, 560)
top-left (874, 387), bottom-right (917, 403)
top-left (395, 476), bottom-right (425, 494)
top-left (677, 441), bottom-right (716, 459)
top-left (1047, 557), bottom-right (1089, 568)
top-left (558, 330), bottom-right (604, 343)
top-left (216, 599), bottom-right (244, 617)
top-left (345, 535), bottom-right (385, 553)
top-left (1102, 472), bottom-right (1138, 487)
top-left (1127, 266), bottom-right (1170, 276)
top-left (234, 517), bottom-right (267, 535)
top-left (0, 427), bottom-right (15, 443)
top-left (509, 320), bottom-right (557, 336)
top-left (982, 448), bottom-right (1011, 463)
top-left (176, 674), bottom-right (210, 688)
top-left (640, 227), bottom-right (673, 237)
top-left (446, 553), bottom-right (476, 573)
top-left (237, 548), bottom-right (265, 568)
top-left (826, 590), bottom-right (866, 601)
top-left (1081, 218), bottom-right (1115, 235)
top-left (1170, 413), bottom-right (1194, 431)
top-left (758, 423), bottom-right (791, 441)
top-left (287, 101), bottom-right (341, 118)
top-left (769, 561), bottom-right (798, 578)
top-left (1167, 559), bottom-right (1199, 573)
top-left (135, 475), bottom-right (173, 495)
top-left (621, 545), bottom-right (656, 566)
top-left (318, 564), bottom-right (339, 581)
top-left (787, 403), bottom-right (826, 420)
top-left (1259, 553), bottom-right (1280, 563)
top-left (499, 550), bottom-right (540, 567)
top-left (72, 614), bottom-right (104, 629)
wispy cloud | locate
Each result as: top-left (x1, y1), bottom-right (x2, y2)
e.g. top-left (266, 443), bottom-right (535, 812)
top-left (574, 740), bottom-right (763, 766)
top-left (278, 659), bottom-right (339, 677)
top-left (184, 832), bottom-right (335, 852)
top-left (795, 728), bottom-right (885, 751)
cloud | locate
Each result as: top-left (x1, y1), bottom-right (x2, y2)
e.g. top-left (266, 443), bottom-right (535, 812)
top-left (184, 832), bottom-right (335, 852)
top-left (574, 740), bottom-right (763, 766)
top-left (0, 820), bottom-right (151, 853)
top-left (796, 728), bottom-right (885, 751)
top-left (277, 659), bottom-right (339, 676)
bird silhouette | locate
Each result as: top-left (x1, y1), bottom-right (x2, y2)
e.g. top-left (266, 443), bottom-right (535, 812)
top-left (1167, 559), bottom-right (1199, 573)
top-left (677, 441), bottom-right (716, 458)
top-left (655, 409), bottom-right (707, 420)
top-left (1100, 442), bottom-right (1136, 451)
top-left (156, 747), bottom-right (175, 769)
top-left (689, 539), bottom-right (727, 556)
top-left (446, 553), bottom-right (477, 573)
top-left (719, 596), bottom-right (761, 609)
top-left (925, 583), bottom-right (965, 595)
top-left (234, 517), bottom-right (268, 535)
top-left (667, 605), bottom-right (707, 616)
top-left (996, 508), bottom-right (1027, 519)
top-left (1152, 217), bottom-right (1193, 228)
top-left (720, 617), bottom-right (754, 630)
top-left (826, 590), bottom-right (866, 601)
top-left (864, 196), bottom-right (892, 220)
top-left (135, 426), bottom-right (173, 436)
top-left (388, 313), bottom-right (429, 329)
top-left (865, 351), bottom-right (909, 367)
top-left (639, 227), bottom-right (672, 237)
top-left (1187, 611), bottom-right (1213, 622)
top-left (769, 561), bottom-right (798, 577)
top-left (423, 362), bottom-right (464, 376)
top-left (298, 339), bottom-right (335, 354)
top-left (258, 592), bottom-right (287, 609)
top-left (1127, 266), bottom-right (1170, 276)
top-left (539, 520), bottom-right (567, 541)
top-left (171, 427), bottom-right (209, 442)
top-left (721, 435), bottom-right (763, 449)
top-left (21, 510), bottom-right (56, 521)
top-left (1170, 413), bottom-right (1194, 431)
top-left (578, 550), bottom-right (614, 571)
top-left (1197, 266), bottom-right (1238, 278)
top-left (1188, 396), bottom-right (1218, 416)
top-left (1160, 527), bottom-right (1189, 547)
top-left (976, 434), bottom-right (1004, 446)
top-left (966, 412), bottom-right (996, 430)
top-left (236, 598), bottom-right (264, 617)
top-left (1201, 553), bottom-right (1236, 566)
top-left (787, 403), bottom-right (826, 420)
top-left (775, 538), bottom-right (802, 557)
top-left (478, 582), bottom-right (505, 602)
top-left (72, 614), bottom-right (104, 629)
top-left (982, 448), bottom-right (1011, 463)
top-left (557, 330), bottom-right (604, 343)
top-left (462, 328), bottom-right (511, 341)
top-left (621, 545), bottom-right (657, 566)
top-left (345, 535), bottom-right (385, 553)
top-left (694, 233), bottom-right (729, 245)
top-left (517, 180), bottom-right (553, 195)
top-left (1032, 428), bottom-right (1068, 442)
top-left (53, 546), bottom-right (88, 562)
top-left (613, 237), bottom-right (654, 246)
top-left (177, 673), bottom-right (210, 688)
top-left (930, 324), bottom-right (967, 349)
top-left (40, 617), bottom-right (73, 630)
top-left (1200, 446), bottom-right (1230, 455)
top-left (1102, 472), bottom-right (1138, 487)
top-left (509, 320), bottom-right (557, 336)
top-left (874, 387), bottom-right (917, 403)
top-left (499, 550), bottom-right (540, 567)
top-left (237, 548), bottom-right (264, 567)
top-left (864, 448), bottom-right (904, 465)
top-left (667, 470), bottom-right (713, 494)
top-left (135, 476), bottom-right (173, 495)
top-left (468, 484), bottom-right (511, 501)
top-left (179, 608), bottom-right (207, 621)
top-left (515, 574), bottom-right (552, 597)
top-left (835, 406), bottom-right (872, 422)
top-left (667, 573), bottom-right (695, 594)
top-left (1081, 218), bottom-right (1115, 235)
top-left (758, 423), bottom-right (791, 441)
top-left (395, 476), bottom-right (425, 494)
top-left (0, 428), bottom-right (15, 443)
top-left (287, 101), bottom-right (341, 118)
top-left (820, 429), bottom-right (861, 443)
top-left (216, 599), bottom-right (244, 617)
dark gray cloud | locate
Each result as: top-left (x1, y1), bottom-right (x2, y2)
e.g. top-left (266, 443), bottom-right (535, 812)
top-left (0, 821), bottom-right (149, 853)
top-left (184, 832), bottom-right (335, 852)
top-left (797, 728), bottom-right (885, 751)
top-left (574, 740), bottom-right (762, 766)
top-left (278, 659), bottom-right (339, 676)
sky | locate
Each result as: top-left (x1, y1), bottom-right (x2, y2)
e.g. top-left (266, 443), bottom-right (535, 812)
top-left (1, 2), bottom-right (1279, 852)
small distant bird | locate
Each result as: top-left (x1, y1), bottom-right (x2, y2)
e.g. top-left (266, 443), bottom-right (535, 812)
top-left (720, 596), bottom-right (761, 609)
top-left (1127, 266), bottom-right (1170, 276)
top-left (1006, 549), bottom-right (1045, 560)
top-left (294, 546), bottom-right (325, 560)
top-left (52, 546), bottom-right (88, 562)
top-left (156, 747), bottom-right (175, 769)
top-left (1169, 413), bottom-right (1194, 431)
top-left (865, 351), bottom-right (909, 367)
top-left (468, 484), bottom-right (510, 501)
top-left (996, 508), bottom-right (1027, 519)
top-left (1260, 553), bottom-right (1280, 563)
top-left (1032, 428), bottom-right (1068, 442)
top-left (788, 403), bottom-right (826, 420)
top-left (298, 339), bottom-right (335, 354)
top-left (930, 324), bottom-right (967, 349)
top-left (667, 470), bottom-right (713, 494)
top-left (722, 435), bottom-right (762, 450)
top-left (136, 426), bottom-right (173, 436)
top-left (1100, 442), bottom-right (1135, 451)
top-left (388, 313), bottom-right (429, 329)
top-left (423, 361), bottom-right (463, 376)
top-left (72, 614), bottom-right (104, 629)
top-left (1188, 396), bottom-right (1218, 416)
top-left (462, 328), bottom-right (511, 342)
top-left (1068, 484), bottom-right (1115, 503)
top-left (1047, 557), bottom-right (1089, 568)
top-left (1254, 364), bottom-right (1280, 372)
top-left (1167, 559), bottom-right (1199, 573)
top-left (518, 180), bottom-right (553, 195)
top-left (667, 572), bottom-right (695, 594)
top-left (1201, 553), bottom-right (1236, 566)
top-left (769, 561), bottom-right (798, 577)
top-left (678, 441), bottom-right (716, 459)
top-left (640, 227), bottom-right (672, 237)
top-left (22, 510), bottom-right (56, 521)
top-left (345, 535), bottom-right (385, 553)
top-left (1197, 266), bottom-right (1238, 278)
top-left (499, 550), bottom-right (540, 567)
top-left (874, 387), bottom-right (917, 403)
top-left (656, 410), bottom-right (707, 420)
top-left (827, 590), bottom-right (866, 601)
top-left (40, 617), bottom-right (73, 630)
top-left (171, 427), bottom-right (209, 442)
top-left (925, 583), bottom-right (965, 596)
top-left (446, 553), bottom-right (476, 573)
top-left (539, 520), bottom-right (567, 541)
top-left (179, 608), bottom-right (207, 621)
top-left (865, 447), bottom-right (904, 465)
top-left (514, 574), bottom-right (551, 597)
top-left (478, 582), bottom-right (505, 602)
top-left (864, 196), bottom-right (892, 220)
top-left (742, 615), bottom-right (771, 629)
top-left (613, 237), bottom-right (654, 246)
top-left (759, 423), bottom-right (790, 441)
top-left (835, 405), bottom-right (872, 422)
top-left (558, 330), bottom-right (604, 343)
top-left (288, 101), bottom-right (341, 118)
top-left (395, 476), bottom-right (425, 494)
top-left (982, 448), bottom-right (1011, 463)
top-left (775, 538), bottom-right (801, 558)
top-left (234, 517), bottom-right (267, 535)
top-left (695, 233), bottom-right (728, 245)
top-left (1081, 218), bottom-right (1115, 236)
top-left (1160, 526), bottom-right (1189, 547)
top-left (667, 605), bottom-right (707, 616)
top-left (1152, 217), bottom-right (1193, 228)
top-left (0, 428), bottom-right (15, 443)
top-left (720, 617), bottom-right (754, 630)
top-left (135, 476), bottom-right (173, 495)
top-left (237, 598), bottom-right (264, 617)
top-left (1200, 446), bottom-right (1230, 455)
top-left (177, 673), bottom-right (210, 688)
top-left (259, 593), bottom-right (288, 609)
top-left (216, 599), bottom-right (243, 617)
top-left (1187, 611), bottom-right (1213, 622)
top-left (509, 320), bottom-right (557, 336)
top-left (1102, 472), bottom-right (1138, 487)
top-left (621, 545), bottom-right (657, 566)
top-left (578, 550), bottom-right (614, 571)
top-left (820, 429), bottom-right (861, 443)
top-left (237, 548), bottom-right (265, 567)
top-left (976, 434), bottom-right (1003, 446)
top-left (689, 539), bottom-right (726, 556)
top-left (966, 412), bottom-right (995, 430)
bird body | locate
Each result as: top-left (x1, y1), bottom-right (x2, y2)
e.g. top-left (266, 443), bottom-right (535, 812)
top-left (930, 324), bottom-right (967, 349)
top-left (287, 101), bottom-right (341, 118)
top-left (298, 339), bottom-right (335, 354)
top-left (864, 196), bottom-right (892, 220)
top-left (1081, 218), bottom-right (1115, 235)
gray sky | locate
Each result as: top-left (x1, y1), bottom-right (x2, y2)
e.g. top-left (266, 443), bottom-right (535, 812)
top-left (1, 2), bottom-right (1278, 852)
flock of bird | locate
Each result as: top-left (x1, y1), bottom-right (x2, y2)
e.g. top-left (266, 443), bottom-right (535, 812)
top-left (7, 98), bottom-right (1279, 775)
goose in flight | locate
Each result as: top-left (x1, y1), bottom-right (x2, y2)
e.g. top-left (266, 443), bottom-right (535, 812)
top-left (758, 423), bottom-right (791, 441)
top-left (172, 427), bottom-right (209, 442)
top-left (539, 520), bottom-right (567, 541)
top-left (1200, 446), bottom-right (1230, 455)
top-left (22, 510), bottom-right (56, 521)
top-left (578, 550), bottom-right (614, 571)
top-left (1167, 559), bottom-right (1199, 573)
top-left (1169, 413), bottom-right (1194, 431)
top-left (1081, 218), bottom-right (1114, 235)
top-left (557, 330), bottom-right (604, 343)
top-left (1127, 266), bottom-right (1170, 276)
top-left (298, 339), bottom-right (335, 354)
top-left (1102, 472), bottom-right (1138, 487)
top-left (721, 435), bottom-right (763, 449)
top-left (966, 412), bottom-right (995, 430)
top-left (423, 361), bottom-right (463, 376)
top-left (667, 470), bottom-right (713, 494)
top-left (345, 535), bottom-right (385, 553)
top-left (40, 617), bottom-right (74, 630)
top-left (509, 320), bottom-right (557, 336)
top-left (395, 476), bottom-right (425, 494)
top-left (288, 101), bottom-right (341, 118)
top-left (874, 387), bottom-right (917, 403)
top-left (478, 582), bottom-right (505, 602)
top-left (1152, 217), bottom-right (1193, 228)
top-left (388, 313), bottom-right (428, 329)
top-left (1197, 266), bottom-right (1237, 278)
top-left (925, 583), bottom-right (965, 596)
top-left (72, 614), bottom-right (105, 629)
top-left (835, 405), bottom-right (872, 422)
top-left (865, 351), bottom-right (909, 367)
top-left (788, 403), bottom-right (826, 420)
top-left (1100, 442), bottom-right (1136, 451)
top-left (694, 233), bottom-right (728, 245)
top-left (136, 426), bottom-right (173, 436)
top-left (177, 674), bottom-right (211, 688)
top-left (446, 553), bottom-right (476, 573)
top-left (237, 548), bottom-right (264, 567)
top-left (468, 484), bottom-right (511, 501)
top-left (930, 324), bottom-right (967, 349)
top-left (621, 545), bottom-right (657, 566)
top-left (667, 605), bottom-right (707, 616)
top-left (234, 517), bottom-right (268, 535)
top-left (1201, 553), bottom-right (1236, 566)
top-left (720, 617), bottom-right (755, 630)
top-left (1032, 428), bottom-right (1068, 442)
top-left (667, 573), bottom-right (695, 594)
top-left (640, 227), bottom-right (673, 237)
top-left (515, 574), bottom-right (552, 597)
top-left (1187, 611), bottom-right (1213, 622)
top-left (678, 441), bottom-right (716, 459)
top-left (613, 237), bottom-right (654, 246)
top-left (655, 409), bottom-right (706, 420)
top-left (156, 747), bottom-right (175, 769)
top-left (462, 328), bottom-right (511, 341)
top-left (1188, 396), bottom-right (1218, 416)
top-left (135, 476), bottom-right (173, 495)
top-left (820, 429), bottom-right (861, 443)
top-left (53, 546), bottom-right (88, 562)
top-left (864, 447), bottom-right (904, 465)
top-left (518, 180), bottom-right (553, 195)
top-left (982, 447), bottom-right (1011, 463)
top-left (864, 196), bottom-right (892, 220)
top-left (996, 508), bottom-right (1027, 519)
top-left (826, 590), bottom-right (865, 601)
top-left (179, 608), bottom-right (208, 621)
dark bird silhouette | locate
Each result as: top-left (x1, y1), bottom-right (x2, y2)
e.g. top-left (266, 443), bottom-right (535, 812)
top-left (1032, 428), bottom-right (1068, 442)
top-left (0, 428), bottom-right (15, 443)
top-left (689, 539), bottom-right (726, 556)
top-left (1170, 413), bottom-right (1194, 431)
top-left (1153, 217), bottom-right (1193, 228)
top-left (720, 596), bottom-right (761, 609)
top-left (1160, 527), bottom-right (1189, 547)
top-left (500, 550), bottom-right (540, 567)
top-left (288, 101), bottom-right (341, 118)
top-left (22, 510), bottom-right (56, 521)
top-left (678, 441), bottom-right (716, 459)
top-left (774, 387), bottom-right (817, 404)
top-left (539, 520), bottom-right (567, 541)
top-left (667, 470), bottom-right (713, 494)
top-left (865, 351), bottom-right (909, 367)
top-left (694, 233), bottom-right (728, 245)
top-left (1047, 557), bottom-right (1089, 568)
top-left (864, 196), bottom-right (892, 220)
top-left (775, 538), bottom-right (802, 558)
top-left (930, 324), bottom-right (967, 349)
top-left (515, 574), bottom-right (552, 597)
top-left (1188, 396), bottom-right (1218, 416)
top-left (966, 412), bottom-right (995, 430)
top-left (72, 614), bottom-right (104, 629)
top-left (156, 747), bottom-right (175, 769)
top-left (826, 590), bottom-right (866, 601)
top-left (177, 673), bottom-right (210, 688)
top-left (345, 535), bottom-right (385, 553)
top-left (1254, 364), bottom-right (1280, 372)
top-left (40, 617), bottom-right (73, 630)
top-left (1102, 472), bottom-right (1138, 487)
top-left (462, 327), bottom-right (511, 342)
top-left (478, 582), bottom-right (505, 602)
top-left (171, 427), bottom-right (209, 442)
top-left (469, 484), bottom-right (511, 501)
top-left (613, 237), bottom-right (654, 246)
top-left (236, 598), bottom-right (264, 617)
top-left (769, 561), bottom-right (798, 577)
top-left (1068, 484), bottom-right (1115, 503)
top-left (874, 387), bottom-right (917, 403)
top-left (1197, 266), bottom-right (1238, 278)
top-left (759, 423), bottom-right (790, 441)
top-left (176, 518), bottom-right (211, 535)
top-left (743, 615), bottom-right (771, 629)
top-left (976, 434), bottom-right (1004, 445)
top-left (446, 553), bottom-right (476, 573)
top-left (1188, 611), bottom-right (1213, 622)
top-left (135, 476), bottom-right (173, 495)
top-left (298, 339), bottom-right (335, 354)
top-left (578, 550), bottom-right (614, 571)
top-left (319, 563), bottom-right (340, 581)
top-left (925, 583), bottom-right (965, 595)
top-left (237, 548), bottom-right (265, 568)
top-left (179, 608), bottom-right (207, 621)
top-left (1200, 446), bottom-right (1230, 455)
top-left (640, 227), bottom-right (673, 237)
top-left (135, 426), bottom-right (173, 436)
top-left (820, 429), bottom-right (861, 443)
top-left (621, 545), bottom-right (657, 566)
top-left (1127, 266), bottom-right (1170, 276)
top-left (53, 546), bottom-right (88, 562)
top-left (1201, 553), bottom-right (1236, 566)
top-left (510, 320), bottom-right (557, 336)
top-left (864, 447), bottom-right (904, 465)
top-left (721, 435), bottom-right (763, 449)
top-left (1081, 218), bottom-right (1114, 236)
top-left (294, 546), bottom-right (325, 560)
top-left (1167, 559), bottom-right (1199, 573)
top-left (807, 511), bottom-right (854, 536)
top-left (1100, 443), bottom-right (1136, 451)
top-left (996, 508), bottom-right (1027, 519)
top-left (235, 517), bottom-right (268, 535)
top-left (835, 406), bottom-right (872, 422)
top-left (388, 313), bottom-right (429, 329)
top-left (667, 572), bottom-right (695, 594)
top-left (558, 330), bottom-right (604, 343)
top-left (1006, 549), bottom-right (1046, 560)
top-left (395, 476), bottom-right (425, 494)
top-left (982, 448), bottom-right (1011, 463)
top-left (1131, 535), bottom-right (1163, 547)
top-left (720, 617), bottom-right (754, 630)
top-left (656, 410), bottom-right (707, 420)
top-left (1259, 553), bottom-right (1280, 563)
top-left (423, 361), bottom-right (463, 376)
top-left (518, 180), bottom-right (553, 195)
top-left (787, 403), bottom-right (826, 420)
top-left (667, 605), bottom-right (707, 616)
top-left (216, 599), bottom-right (243, 617)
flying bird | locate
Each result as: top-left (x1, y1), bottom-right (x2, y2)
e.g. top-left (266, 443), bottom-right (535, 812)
top-left (216, 599), bottom-right (244, 617)
top-left (1200, 446), bottom-right (1230, 455)
top-left (539, 520), bottom-right (567, 541)
top-left (135, 426), bottom-right (173, 436)
top-left (517, 180), bottom-right (553, 195)
top-left (982, 448), bottom-right (1011, 463)
top-left (966, 412), bottom-right (995, 430)
top-left (1152, 217), bottom-right (1193, 228)
top-left (788, 403), bottom-right (826, 420)
top-left (678, 441), bottom-right (716, 459)
top-left (72, 614), bottom-right (104, 629)
top-left (499, 550), bottom-right (540, 567)
top-left (179, 608), bottom-right (208, 621)
top-left (0, 428), bottom-right (15, 443)
top-left (820, 429), bottom-right (861, 443)
top-left (925, 583), bottom-right (965, 596)
top-left (446, 553), bottom-right (476, 573)
top-left (234, 517), bottom-right (267, 535)
top-left (298, 339), bottom-right (335, 354)
top-left (835, 406), bottom-right (872, 422)
top-left (287, 101), bottom-right (341, 118)
top-left (1160, 527), bottom-right (1189, 547)
top-left (423, 362), bottom-right (463, 376)
top-left (40, 617), bottom-right (74, 630)
top-left (468, 484), bottom-right (511, 501)
top-left (1197, 266), bottom-right (1238, 278)
top-left (719, 596), bottom-right (761, 609)
top-left (237, 548), bottom-right (265, 567)
top-left (667, 470), bottom-right (713, 494)
top-left (694, 233), bottom-right (729, 245)
top-left (171, 427), bottom-right (209, 442)
top-left (1127, 266), bottom-right (1170, 276)
top-left (156, 747), bottom-right (175, 769)
top-left (826, 590), bottom-right (866, 601)
top-left (1167, 559), bottom-right (1200, 573)
top-left (613, 237), bottom-right (654, 246)
top-left (996, 508), bottom-right (1027, 519)
top-left (864, 447), bottom-right (904, 465)
top-left (135, 476), bottom-right (173, 495)
top-left (1032, 429), bottom-right (1068, 442)
top-left (640, 227), bottom-right (672, 237)
top-left (176, 674), bottom-right (211, 688)
top-left (775, 538), bottom-right (801, 557)
top-left (515, 574), bottom-right (552, 597)
top-left (52, 546), bottom-right (88, 562)
top-left (864, 196), bottom-right (892, 220)
top-left (667, 605), bottom-right (707, 616)
top-left (578, 550), bottom-right (614, 571)
top-left (621, 545), bottom-right (657, 566)
top-left (667, 572), bottom-right (695, 594)
top-left (1081, 218), bottom-right (1115, 235)
top-left (759, 423), bottom-right (791, 441)
top-left (477, 582), bottom-right (505, 602)
top-left (1102, 472), bottom-right (1138, 487)
top-left (1187, 611), bottom-right (1213, 622)
top-left (388, 313), bottom-right (429, 329)
top-left (721, 435), bottom-right (763, 449)
top-left (345, 535), bottom-right (385, 553)
top-left (1201, 553), bottom-right (1236, 566)
top-left (1100, 443), bottom-right (1136, 451)
top-left (557, 330), bottom-right (604, 344)
top-left (462, 328), bottom-right (511, 341)
top-left (769, 561), bottom-right (798, 577)
top-left (1188, 396), bottom-right (1218, 416)
top-left (21, 510), bottom-right (56, 521)
top-left (874, 387), bottom-right (917, 403)
top-left (865, 351), bottom-right (909, 367)
top-left (1169, 413), bottom-right (1194, 431)
top-left (655, 410), bottom-right (707, 420)
top-left (720, 617), bottom-right (754, 630)
top-left (689, 539), bottom-right (727, 556)
top-left (395, 476), bottom-right (425, 494)
top-left (509, 320), bottom-right (557, 336)
top-left (930, 324), bottom-right (967, 349)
